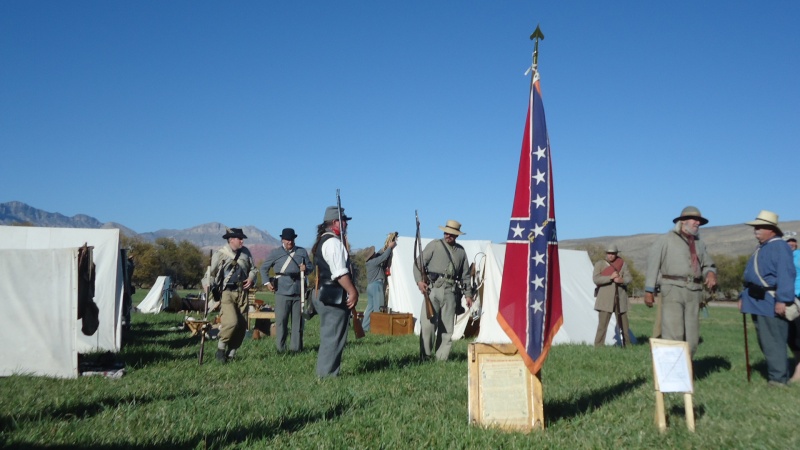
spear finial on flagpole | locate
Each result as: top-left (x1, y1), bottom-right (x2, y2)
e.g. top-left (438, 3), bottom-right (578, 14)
top-left (525, 24), bottom-right (545, 77)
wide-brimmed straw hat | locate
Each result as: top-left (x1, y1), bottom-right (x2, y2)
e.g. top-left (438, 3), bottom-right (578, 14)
top-left (363, 246), bottom-right (376, 261)
top-left (222, 227), bottom-right (247, 240)
top-left (745, 210), bottom-right (783, 235)
top-left (673, 206), bottom-right (709, 226)
top-left (606, 244), bottom-right (619, 253)
top-left (438, 220), bottom-right (465, 236)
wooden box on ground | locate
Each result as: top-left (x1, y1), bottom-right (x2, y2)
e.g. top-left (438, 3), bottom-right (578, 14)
top-left (371, 312), bottom-right (414, 336)
top-left (468, 343), bottom-right (543, 432)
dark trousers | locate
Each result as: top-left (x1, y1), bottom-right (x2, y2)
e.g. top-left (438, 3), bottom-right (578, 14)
top-left (752, 314), bottom-right (790, 383)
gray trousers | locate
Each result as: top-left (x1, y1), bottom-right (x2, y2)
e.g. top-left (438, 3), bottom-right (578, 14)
top-left (313, 296), bottom-right (349, 377)
top-left (660, 284), bottom-right (701, 356)
top-left (419, 284), bottom-right (457, 361)
top-left (752, 314), bottom-right (790, 383)
top-left (275, 293), bottom-right (303, 352)
top-left (219, 289), bottom-right (247, 350)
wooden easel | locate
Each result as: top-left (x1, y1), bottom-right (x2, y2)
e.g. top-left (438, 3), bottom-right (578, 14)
top-left (650, 338), bottom-right (695, 432)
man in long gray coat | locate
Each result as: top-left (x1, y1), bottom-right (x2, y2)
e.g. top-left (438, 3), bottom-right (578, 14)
top-left (644, 206), bottom-right (717, 357)
top-left (593, 244), bottom-right (632, 347)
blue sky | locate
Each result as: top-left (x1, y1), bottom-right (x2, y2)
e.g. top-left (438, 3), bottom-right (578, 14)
top-left (2, 1), bottom-right (798, 249)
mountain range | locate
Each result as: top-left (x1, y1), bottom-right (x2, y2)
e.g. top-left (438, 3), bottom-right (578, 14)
top-left (0, 201), bottom-right (281, 262)
top-left (2, 200), bottom-right (798, 269)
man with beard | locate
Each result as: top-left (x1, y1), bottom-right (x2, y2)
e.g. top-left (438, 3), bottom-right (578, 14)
top-left (593, 244), bottom-right (632, 347)
top-left (644, 206), bottom-right (717, 357)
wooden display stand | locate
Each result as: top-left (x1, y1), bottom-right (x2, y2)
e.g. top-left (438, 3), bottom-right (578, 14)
top-left (370, 312), bottom-right (413, 335)
top-left (649, 338), bottom-right (695, 433)
top-left (467, 343), bottom-right (543, 432)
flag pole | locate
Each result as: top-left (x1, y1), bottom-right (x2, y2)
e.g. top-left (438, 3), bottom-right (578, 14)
top-left (530, 24), bottom-right (544, 73)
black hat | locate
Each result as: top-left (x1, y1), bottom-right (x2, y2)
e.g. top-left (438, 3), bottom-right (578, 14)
top-left (280, 228), bottom-right (298, 240)
top-left (222, 227), bottom-right (247, 240)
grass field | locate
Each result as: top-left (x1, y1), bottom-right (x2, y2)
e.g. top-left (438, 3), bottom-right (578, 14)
top-left (1, 291), bottom-right (799, 449)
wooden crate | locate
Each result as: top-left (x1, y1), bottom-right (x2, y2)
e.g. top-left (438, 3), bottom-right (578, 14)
top-left (370, 312), bottom-right (414, 336)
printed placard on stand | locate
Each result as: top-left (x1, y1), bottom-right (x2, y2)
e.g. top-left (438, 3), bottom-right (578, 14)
top-left (649, 338), bottom-right (695, 432)
top-left (467, 342), bottom-right (543, 432)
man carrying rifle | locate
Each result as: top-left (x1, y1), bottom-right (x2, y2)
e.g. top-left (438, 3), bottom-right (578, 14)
top-left (310, 205), bottom-right (358, 377)
top-left (592, 244), bottom-right (632, 348)
top-left (414, 219), bottom-right (473, 361)
top-left (210, 227), bottom-right (258, 364)
top-left (260, 227), bottom-right (311, 353)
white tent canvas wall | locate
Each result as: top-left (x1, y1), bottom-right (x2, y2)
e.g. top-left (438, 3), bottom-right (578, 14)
top-left (385, 236), bottom-right (616, 346)
top-left (0, 226), bottom-right (125, 353)
top-left (0, 248), bottom-right (80, 378)
top-left (136, 276), bottom-right (171, 314)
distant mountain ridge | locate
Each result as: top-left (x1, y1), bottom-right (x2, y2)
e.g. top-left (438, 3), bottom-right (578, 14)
top-left (4, 201), bottom-right (799, 269)
top-left (0, 201), bottom-right (280, 262)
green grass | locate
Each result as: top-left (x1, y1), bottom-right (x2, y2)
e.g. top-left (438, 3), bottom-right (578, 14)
top-left (1, 293), bottom-right (799, 449)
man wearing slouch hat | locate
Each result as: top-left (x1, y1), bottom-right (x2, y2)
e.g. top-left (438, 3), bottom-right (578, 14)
top-left (210, 227), bottom-right (258, 363)
top-left (644, 206), bottom-right (717, 357)
top-left (739, 211), bottom-right (796, 386)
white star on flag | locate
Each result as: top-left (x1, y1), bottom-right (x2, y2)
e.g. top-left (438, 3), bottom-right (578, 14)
top-left (532, 251), bottom-right (545, 266)
top-left (531, 300), bottom-right (544, 313)
top-left (532, 194), bottom-right (546, 208)
top-left (532, 169), bottom-right (545, 185)
top-left (511, 223), bottom-right (525, 238)
top-left (533, 145), bottom-right (546, 160)
top-left (531, 222), bottom-right (544, 238)
top-left (531, 274), bottom-right (544, 290)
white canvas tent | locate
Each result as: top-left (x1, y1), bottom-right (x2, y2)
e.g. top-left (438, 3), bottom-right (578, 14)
top-left (136, 276), bottom-right (171, 314)
top-left (0, 248), bottom-right (80, 378)
top-left (385, 236), bottom-right (616, 346)
top-left (0, 226), bottom-right (125, 353)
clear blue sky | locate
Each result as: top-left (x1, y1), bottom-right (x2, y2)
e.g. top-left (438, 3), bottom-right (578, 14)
top-left (2, 1), bottom-right (798, 249)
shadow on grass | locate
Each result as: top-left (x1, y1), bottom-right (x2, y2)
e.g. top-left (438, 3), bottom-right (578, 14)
top-left (546, 377), bottom-right (647, 424)
top-left (0, 389), bottom-right (201, 434)
top-left (355, 354), bottom-right (426, 373)
top-left (4, 395), bottom-right (352, 450)
top-left (669, 403), bottom-right (707, 423)
top-left (693, 355), bottom-right (731, 380)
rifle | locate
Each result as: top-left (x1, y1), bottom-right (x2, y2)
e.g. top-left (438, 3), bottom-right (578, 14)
top-left (743, 313), bottom-right (751, 382)
top-left (613, 285), bottom-right (625, 348)
top-left (382, 232), bottom-right (398, 312)
top-left (337, 189), bottom-right (365, 339)
top-left (199, 250), bottom-right (212, 365)
top-left (414, 210), bottom-right (435, 320)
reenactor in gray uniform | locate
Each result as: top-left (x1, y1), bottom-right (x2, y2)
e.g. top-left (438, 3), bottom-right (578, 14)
top-left (413, 220), bottom-right (474, 361)
top-left (644, 206), bottom-right (717, 357)
top-left (210, 227), bottom-right (258, 363)
top-left (260, 227), bottom-right (311, 353)
top-left (311, 206), bottom-right (358, 377)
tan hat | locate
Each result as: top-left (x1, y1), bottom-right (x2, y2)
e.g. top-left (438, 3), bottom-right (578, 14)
top-left (746, 210), bottom-right (783, 235)
top-left (606, 244), bottom-right (619, 253)
top-left (673, 206), bottom-right (708, 225)
top-left (438, 220), bottom-right (465, 236)
top-left (363, 246), bottom-right (376, 261)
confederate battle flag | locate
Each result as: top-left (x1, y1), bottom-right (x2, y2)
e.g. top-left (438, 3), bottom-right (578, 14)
top-left (497, 68), bottom-right (563, 375)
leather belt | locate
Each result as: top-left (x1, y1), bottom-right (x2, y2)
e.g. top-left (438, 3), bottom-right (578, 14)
top-left (662, 274), bottom-right (702, 283)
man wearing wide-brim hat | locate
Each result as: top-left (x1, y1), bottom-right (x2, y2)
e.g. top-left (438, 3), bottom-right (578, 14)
top-left (210, 227), bottom-right (258, 363)
top-left (739, 210), bottom-right (797, 386)
top-left (644, 206), bottom-right (717, 357)
top-left (413, 219), bottom-right (474, 361)
top-left (260, 227), bottom-right (312, 353)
